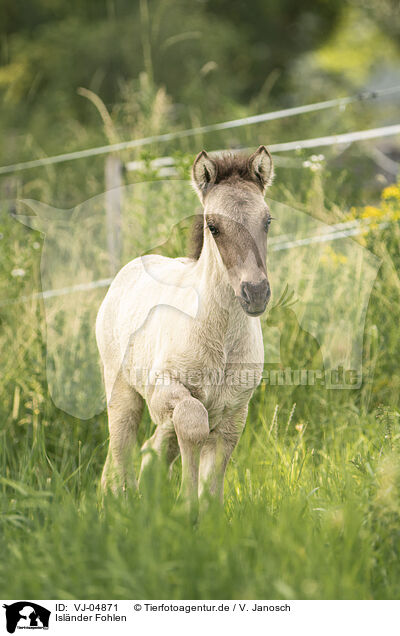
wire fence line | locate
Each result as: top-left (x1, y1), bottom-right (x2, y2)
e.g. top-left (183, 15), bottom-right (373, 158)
top-left (0, 217), bottom-right (388, 308)
top-left (268, 123), bottom-right (400, 153)
top-left (1, 85), bottom-right (400, 176)
top-left (124, 123), bottom-right (400, 175)
top-left (0, 277), bottom-right (114, 308)
top-left (1, 86), bottom-right (398, 307)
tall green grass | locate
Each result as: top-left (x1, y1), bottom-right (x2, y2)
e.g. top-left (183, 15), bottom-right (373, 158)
top-left (1, 402), bottom-right (400, 599)
top-left (1, 143), bottom-right (400, 599)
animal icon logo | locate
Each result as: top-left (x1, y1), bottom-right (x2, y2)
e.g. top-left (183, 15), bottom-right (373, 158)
top-left (3, 602), bottom-right (51, 633)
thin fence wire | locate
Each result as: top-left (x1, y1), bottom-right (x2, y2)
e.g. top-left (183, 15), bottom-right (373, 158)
top-left (268, 123), bottom-right (400, 153)
top-left (0, 217), bottom-right (388, 308)
top-left (1, 87), bottom-right (399, 306)
top-left (0, 85), bottom-right (399, 175)
top-left (125, 123), bottom-right (400, 174)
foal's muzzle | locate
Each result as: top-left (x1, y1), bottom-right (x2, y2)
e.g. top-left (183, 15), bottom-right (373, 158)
top-left (239, 279), bottom-right (271, 316)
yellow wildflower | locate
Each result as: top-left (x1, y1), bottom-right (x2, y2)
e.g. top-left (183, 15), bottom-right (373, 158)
top-left (320, 245), bottom-right (348, 267)
top-left (361, 206), bottom-right (383, 219)
top-left (382, 185), bottom-right (400, 201)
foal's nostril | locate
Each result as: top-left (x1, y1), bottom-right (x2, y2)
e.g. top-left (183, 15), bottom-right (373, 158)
top-left (241, 282), bottom-right (251, 304)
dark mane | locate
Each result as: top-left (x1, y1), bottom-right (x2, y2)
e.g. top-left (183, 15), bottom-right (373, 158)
top-left (188, 213), bottom-right (204, 260)
top-left (189, 151), bottom-right (259, 260)
top-left (210, 151), bottom-right (258, 187)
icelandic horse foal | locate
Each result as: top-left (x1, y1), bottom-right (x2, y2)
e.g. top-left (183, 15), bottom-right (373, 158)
top-left (96, 146), bottom-right (274, 505)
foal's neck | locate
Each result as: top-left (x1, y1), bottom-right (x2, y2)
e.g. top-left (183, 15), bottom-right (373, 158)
top-left (193, 230), bottom-right (247, 336)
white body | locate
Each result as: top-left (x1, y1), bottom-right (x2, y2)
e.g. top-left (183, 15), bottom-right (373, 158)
top-left (96, 231), bottom-right (264, 499)
top-left (97, 232), bottom-right (264, 411)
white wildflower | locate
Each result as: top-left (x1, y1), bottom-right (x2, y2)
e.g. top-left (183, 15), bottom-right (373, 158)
top-left (11, 268), bottom-right (26, 277)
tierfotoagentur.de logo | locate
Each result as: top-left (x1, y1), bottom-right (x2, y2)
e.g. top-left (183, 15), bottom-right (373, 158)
top-left (2, 602), bottom-right (51, 633)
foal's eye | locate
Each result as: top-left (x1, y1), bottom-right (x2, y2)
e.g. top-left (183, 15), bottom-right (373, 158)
top-left (264, 217), bottom-right (272, 232)
top-left (208, 224), bottom-right (219, 236)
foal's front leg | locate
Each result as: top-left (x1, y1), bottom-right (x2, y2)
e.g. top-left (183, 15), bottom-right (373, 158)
top-left (199, 407), bottom-right (248, 503)
top-left (148, 383), bottom-right (209, 503)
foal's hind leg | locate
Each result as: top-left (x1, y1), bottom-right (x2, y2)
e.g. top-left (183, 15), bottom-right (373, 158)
top-left (138, 424), bottom-right (180, 483)
top-left (101, 370), bottom-right (144, 493)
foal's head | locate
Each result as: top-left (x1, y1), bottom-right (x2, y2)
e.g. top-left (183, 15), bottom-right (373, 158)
top-left (192, 146), bottom-right (274, 317)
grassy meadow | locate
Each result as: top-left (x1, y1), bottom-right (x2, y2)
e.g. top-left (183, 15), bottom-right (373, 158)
top-left (1, 0), bottom-right (400, 600)
top-left (1, 145), bottom-right (400, 600)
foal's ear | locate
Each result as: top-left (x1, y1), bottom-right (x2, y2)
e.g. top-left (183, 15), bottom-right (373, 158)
top-left (248, 146), bottom-right (274, 194)
top-left (192, 150), bottom-right (217, 201)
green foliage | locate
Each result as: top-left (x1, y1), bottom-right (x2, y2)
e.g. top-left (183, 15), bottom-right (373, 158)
top-left (2, 0), bottom-right (399, 165)
top-left (1, 164), bottom-right (400, 598)
top-left (1, 402), bottom-right (400, 599)
top-left (1, 0), bottom-right (400, 601)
